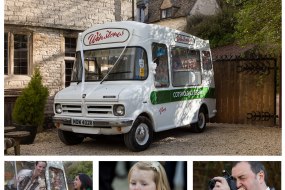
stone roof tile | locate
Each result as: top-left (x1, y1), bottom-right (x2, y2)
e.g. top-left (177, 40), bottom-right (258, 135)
top-left (148, 0), bottom-right (197, 23)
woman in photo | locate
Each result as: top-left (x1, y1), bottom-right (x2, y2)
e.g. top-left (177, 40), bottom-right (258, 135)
top-left (73, 173), bottom-right (92, 190)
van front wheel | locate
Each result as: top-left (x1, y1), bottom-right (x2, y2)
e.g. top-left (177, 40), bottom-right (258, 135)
top-left (124, 116), bottom-right (153, 152)
top-left (58, 129), bottom-right (84, 145)
top-left (190, 108), bottom-right (207, 133)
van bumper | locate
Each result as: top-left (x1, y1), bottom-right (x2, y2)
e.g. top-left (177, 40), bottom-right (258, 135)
top-left (53, 116), bottom-right (133, 134)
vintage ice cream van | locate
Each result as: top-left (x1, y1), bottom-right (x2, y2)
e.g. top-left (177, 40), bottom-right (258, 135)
top-left (53, 21), bottom-right (216, 151)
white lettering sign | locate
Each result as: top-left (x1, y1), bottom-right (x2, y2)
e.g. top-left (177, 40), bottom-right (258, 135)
top-left (84, 28), bottom-right (130, 45)
top-left (173, 90), bottom-right (201, 98)
top-left (174, 34), bottom-right (195, 45)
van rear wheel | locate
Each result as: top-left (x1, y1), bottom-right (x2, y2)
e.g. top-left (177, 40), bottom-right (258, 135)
top-left (124, 116), bottom-right (153, 152)
top-left (58, 129), bottom-right (84, 145)
top-left (190, 108), bottom-right (207, 133)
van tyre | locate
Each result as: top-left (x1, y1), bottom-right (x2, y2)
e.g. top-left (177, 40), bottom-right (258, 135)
top-left (191, 108), bottom-right (207, 133)
top-left (124, 116), bottom-right (153, 152)
top-left (58, 129), bottom-right (84, 145)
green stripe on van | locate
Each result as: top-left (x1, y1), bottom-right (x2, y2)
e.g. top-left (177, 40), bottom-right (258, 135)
top-left (150, 87), bottom-right (215, 105)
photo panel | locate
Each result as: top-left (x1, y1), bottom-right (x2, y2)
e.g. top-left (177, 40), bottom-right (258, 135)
top-left (4, 161), bottom-right (93, 190)
top-left (193, 161), bottom-right (281, 190)
top-left (99, 161), bottom-right (187, 190)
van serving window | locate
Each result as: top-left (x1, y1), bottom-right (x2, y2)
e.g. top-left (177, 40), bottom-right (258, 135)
top-left (49, 167), bottom-right (67, 190)
top-left (152, 43), bottom-right (169, 88)
top-left (171, 46), bottom-right (201, 86)
top-left (202, 51), bottom-right (212, 70)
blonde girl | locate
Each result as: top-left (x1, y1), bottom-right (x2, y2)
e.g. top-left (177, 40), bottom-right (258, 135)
top-left (128, 161), bottom-right (170, 190)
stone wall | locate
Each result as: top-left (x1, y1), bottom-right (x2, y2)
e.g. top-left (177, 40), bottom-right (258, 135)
top-left (121, 0), bottom-right (134, 21)
top-left (4, 0), bottom-right (121, 30)
top-left (33, 28), bottom-right (65, 96)
top-left (154, 17), bottom-right (187, 31)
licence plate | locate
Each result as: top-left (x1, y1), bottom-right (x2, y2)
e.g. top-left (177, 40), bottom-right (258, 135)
top-left (72, 119), bottom-right (94, 126)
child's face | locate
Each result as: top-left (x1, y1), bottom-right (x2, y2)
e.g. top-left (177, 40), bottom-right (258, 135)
top-left (129, 168), bottom-right (156, 190)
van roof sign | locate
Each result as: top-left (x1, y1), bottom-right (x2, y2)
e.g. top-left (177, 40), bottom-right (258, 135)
top-left (174, 33), bottom-right (195, 45)
top-left (84, 28), bottom-right (130, 46)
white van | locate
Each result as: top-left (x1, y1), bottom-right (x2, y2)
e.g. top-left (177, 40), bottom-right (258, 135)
top-left (53, 21), bottom-right (216, 151)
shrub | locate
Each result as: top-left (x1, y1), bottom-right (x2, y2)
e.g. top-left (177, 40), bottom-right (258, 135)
top-left (12, 68), bottom-right (49, 127)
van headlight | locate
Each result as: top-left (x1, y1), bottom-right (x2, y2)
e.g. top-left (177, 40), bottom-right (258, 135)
top-left (113, 104), bottom-right (125, 116)
top-left (55, 104), bottom-right (62, 114)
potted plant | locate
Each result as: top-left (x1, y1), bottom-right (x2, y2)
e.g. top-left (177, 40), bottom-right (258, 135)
top-left (12, 68), bottom-right (49, 144)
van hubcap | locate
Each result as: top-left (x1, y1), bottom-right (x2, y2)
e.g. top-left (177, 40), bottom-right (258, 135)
top-left (198, 112), bottom-right (205, 129)
top-left (135, 124), bottom-right (149, 145)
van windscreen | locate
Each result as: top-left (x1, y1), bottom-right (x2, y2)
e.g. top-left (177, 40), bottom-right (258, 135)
top-left (71, 47), bottom-right (148, 82)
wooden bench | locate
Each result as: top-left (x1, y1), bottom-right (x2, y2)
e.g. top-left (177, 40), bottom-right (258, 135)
top-left (4, 131), bottom-right (30, 155)
top-left (4, 126), bottom-right (16, 133)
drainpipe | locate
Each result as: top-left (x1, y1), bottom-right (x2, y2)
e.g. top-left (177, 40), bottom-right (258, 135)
top-left (137, 0), bottom-right (146, 22)
top-left (132, 0), bottom-right (134, 21)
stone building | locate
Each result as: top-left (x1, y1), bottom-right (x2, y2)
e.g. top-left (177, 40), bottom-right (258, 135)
top-left (4, 0), bottom-right (134, 125)
top-left (145, 0), bottom-right (221, 31)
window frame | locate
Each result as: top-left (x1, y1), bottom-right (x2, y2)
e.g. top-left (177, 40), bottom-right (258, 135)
top-left (152, 42), bottom-right (170, 88)
top-left (4, 32), bottom-right (32, 76)
top-left (64, 37), bottom-right (77, 87)
top-left (71, 46), bottom-right (149, 82)
top-left (170, 46), bottom-right (202, 87)
top-left (161, 8), bottom-right (172, 19)
top-left (48, 167), bottom-right (68, 190)
top-left (202, 50), bottom-right (213, 70)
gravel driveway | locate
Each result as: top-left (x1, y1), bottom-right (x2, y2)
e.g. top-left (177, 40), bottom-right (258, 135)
top-left (7, 123), bottom-right (281, 156)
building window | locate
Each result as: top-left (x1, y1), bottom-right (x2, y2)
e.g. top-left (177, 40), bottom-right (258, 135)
top-left (65, 60), bottom-right (74, 87)
top-left (161, 8), bottom-right (172, 19)
top-left (4, 32), bottom-right (30, 75)
top-left (14, 34), bottom-right (28, 75)
top-left (65, 37), bottom-right (77, 87)
top-left (4, 33), bottom-right (8, 75)
top-left (65, 37), bottom-right (76, 57)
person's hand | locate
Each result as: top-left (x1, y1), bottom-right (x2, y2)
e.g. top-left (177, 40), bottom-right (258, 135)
top-left (212, 177), bottom-right (230, 190)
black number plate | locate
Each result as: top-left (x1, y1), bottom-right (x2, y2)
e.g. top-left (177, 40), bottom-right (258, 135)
top-left (72, 119), bottom-right (93, 126)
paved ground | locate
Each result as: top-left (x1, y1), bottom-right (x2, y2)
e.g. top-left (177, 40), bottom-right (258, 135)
top-left (6, 123), bottom-right (281, 156)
